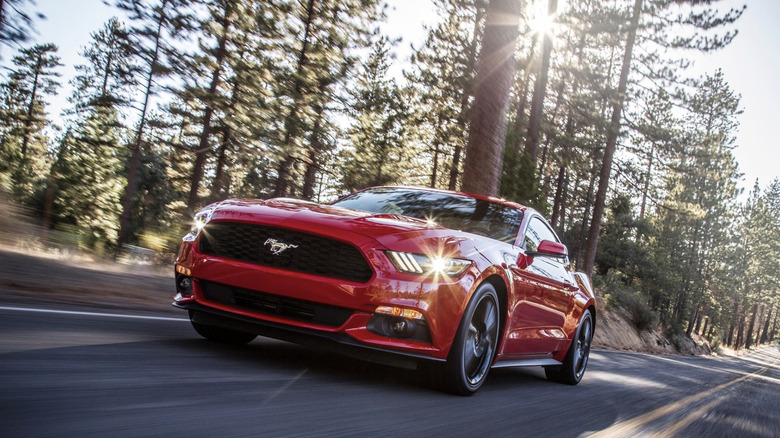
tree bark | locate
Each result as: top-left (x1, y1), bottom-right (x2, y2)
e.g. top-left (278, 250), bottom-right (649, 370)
top-left (448, 3), bottom-right (485, 191)
top-left (525, 0), bottom-right (557, 165)
top-left (582, 0), bottom-right (643, 276)
top-left (210, 127), bottom-right (231, 202)
top-left (639, 141), bottom-right (655, 219)
top-left (41, 131), bottom-right (71, 240)
top-left (302, 106), bottom-right (326, 200)
top-left (759, 306), bottom-right (771, 345)
top-left (273, 0), bottom-right (317, 198)
top-left (187, 5), bottom-right (230, 210)
top-left (115, 2), bottom-right (167, 255)
top-left (19, 50), bottom-right (42, 167)
top-left (745, 302), bottom-right (758, 349)
top-left (461, 0), bottom-right (522, 197)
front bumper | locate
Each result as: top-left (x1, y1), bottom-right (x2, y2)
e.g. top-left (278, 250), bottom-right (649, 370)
top-left (174, 238), bottom-right (477, 362)
top-left (176, 301), bottom-right (442, 369)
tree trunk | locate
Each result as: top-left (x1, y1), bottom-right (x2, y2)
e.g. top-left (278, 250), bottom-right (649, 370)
top-left (759, 306), bottom-right (771, 345)
top-left (550, 165), bottom-right (565, 228)
top-left (639, 141), bottom-right (655, 219)
top-left (115, 2), bottom-right (167, 255)
top-left (525, 0), bottom-right (557, 165)
top-left (461, 0), bottom-right (522, 197)
top-left (575, 166), bottom-right (597, 269)
top-left (41, 131), bottom-right (71, 240)
top-left (551, 108), bottom-right (575, 229)
top-left (735, 318), bottom-right (744, 350)
top-left (430, 141), bottom-right (440, 188)
top-left (208, 49), bottom-right (246, 203)
top-left (302, 109), bottom-right (325, 200)
top-left (582, 0), bottom-right (643, 276)
top-left (18, 50), bottom-right (42, 170)
top-left (694, 309), bottom-right (703, 335)
top-left (449, 3), bottom-right (485, 191)
top-left (273, 0), bottom-right (317, 197)
top-left (510, 37), bottom-right (537, 153)
top-left (430, 112), bottom-right (445, 188)
top-left (701, 316), bottom-right (708, 338)
top-left (745, 303), bottom-right (758, 349)
top-left (187, 6), bottom-right (230, 210)
top-left (210, 127), bottom-right (231, 202)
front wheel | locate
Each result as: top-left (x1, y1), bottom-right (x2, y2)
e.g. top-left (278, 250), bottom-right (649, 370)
top-left (189, 310), bottom-right (257, 345)
top-left (437, 283), bottom-right (501, 395)
top-left (545, 310), bottom-right (593, 385)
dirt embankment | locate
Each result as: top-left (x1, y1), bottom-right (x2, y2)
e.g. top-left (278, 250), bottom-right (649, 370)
top-left (592, 299), bottom-right (712, 355)
top-left (0, 245), bottom-right (177, 316)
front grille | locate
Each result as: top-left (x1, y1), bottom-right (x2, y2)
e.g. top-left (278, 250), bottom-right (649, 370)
top-left (200, 280), bottom-right (353, 327)
top-left (199, 221), bottom-right (373, 283)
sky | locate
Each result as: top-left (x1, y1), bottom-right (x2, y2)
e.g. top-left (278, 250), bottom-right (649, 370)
top-left (6, 0), bottom-right (779, 194)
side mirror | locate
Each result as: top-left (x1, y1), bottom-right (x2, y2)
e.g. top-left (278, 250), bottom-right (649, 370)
top-left (527, 240), bottom-right (568, 258)
top-left (516, 240), bottom-right (568, 268)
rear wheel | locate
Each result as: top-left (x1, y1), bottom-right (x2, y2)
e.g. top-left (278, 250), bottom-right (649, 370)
top-left (545, 310), bottom-right (593, 385)
top-left (189, 310), bottom-right (257, 345)
top-left (436, 283), bottom-right (500, 395)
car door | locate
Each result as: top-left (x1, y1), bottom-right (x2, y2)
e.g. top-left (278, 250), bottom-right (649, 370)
top-left (504, 216), bottom-right (575, 357)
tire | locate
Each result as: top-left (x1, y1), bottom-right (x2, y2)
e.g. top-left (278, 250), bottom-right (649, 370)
top-left (189, 311), bottom-right (257, 345)
top-left (545, 310), bottom-right (593, 385)
top-left (437, 283), bottom-right (501, 395)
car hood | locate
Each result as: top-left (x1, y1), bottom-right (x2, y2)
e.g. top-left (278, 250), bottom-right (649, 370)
top-left (207, 198), bottom-right (487, 253)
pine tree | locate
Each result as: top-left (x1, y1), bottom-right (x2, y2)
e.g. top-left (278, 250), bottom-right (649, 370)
top-left (0, 0), bottom-right (43, 55)
top-left (69, 17), bottom-right (138, 114)
top-left (268, 0), bottom-right (385, 199)
top-left (340, 36), bottom-right (411, 192)
top-left (171, 0), bottom-right (285, 209)
top-left (46, 18), bottom-right (142, 248)
top-left (0, 43), bottom-right (61, 198)
top-left (651, 70), bottom-right (741, 334)
top-left (524, 0), bottom-right (558, 165)
top-left (405, 0), bottom-right (484, 190)
top-left (581, 0), bottom-right (744, 276)
top-left (114, 0), bottom-right (197, 252)
top-left (54, 105), bottom-right (126, 250)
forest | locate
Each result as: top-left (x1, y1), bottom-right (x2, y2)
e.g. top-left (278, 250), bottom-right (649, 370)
top-left (0, 0), bottom-right (777, 352)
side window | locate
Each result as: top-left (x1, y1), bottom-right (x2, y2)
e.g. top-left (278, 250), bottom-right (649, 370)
top-left (524, 217), bottom-right (559, 252)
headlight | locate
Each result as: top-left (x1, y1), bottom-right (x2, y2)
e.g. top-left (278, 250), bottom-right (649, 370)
top-left (386, 251), bottom-right (471, 277)
top-left (182, 206), bottom-right (216, 242)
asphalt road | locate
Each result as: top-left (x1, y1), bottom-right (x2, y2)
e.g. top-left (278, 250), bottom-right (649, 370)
top-left (1, 303), bottom-right (779, 437)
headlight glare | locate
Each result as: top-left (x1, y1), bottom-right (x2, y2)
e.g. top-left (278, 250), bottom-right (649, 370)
top-left (192, 209), bottom-right (213, 232)
top-left (182, 206), bottom-right (216, 242)
top-left (386, 251), bottom-right (471, 277)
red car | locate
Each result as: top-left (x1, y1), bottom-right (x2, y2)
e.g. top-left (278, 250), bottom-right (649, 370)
top-left (174, 186), bottom-right (596, 395)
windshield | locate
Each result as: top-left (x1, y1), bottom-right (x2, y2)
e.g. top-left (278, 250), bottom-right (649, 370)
top-left (333, 188), bottom-right (523, 243)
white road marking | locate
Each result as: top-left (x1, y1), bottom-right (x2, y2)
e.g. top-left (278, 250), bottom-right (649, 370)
top-left (0, 305), bottom-right (188, 322)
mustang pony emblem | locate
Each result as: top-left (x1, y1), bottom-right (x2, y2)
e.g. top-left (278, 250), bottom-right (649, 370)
top-left (264, 238), bottom-right (298, 255)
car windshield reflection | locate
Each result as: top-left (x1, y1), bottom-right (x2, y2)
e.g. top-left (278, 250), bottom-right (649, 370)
top-left (333, 188), bottom-right (523, 243)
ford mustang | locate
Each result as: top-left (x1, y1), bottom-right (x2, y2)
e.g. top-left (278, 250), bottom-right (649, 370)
top-left (173, 186), bottom-right (596, 395)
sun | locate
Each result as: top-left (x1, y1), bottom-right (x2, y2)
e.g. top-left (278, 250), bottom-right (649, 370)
top-left (527, 0), bottom-right (561, 37)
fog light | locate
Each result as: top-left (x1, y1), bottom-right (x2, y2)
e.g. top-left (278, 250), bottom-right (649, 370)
top-left (176, 274), bottom-right (193, 295)
top-left (367, 314), bottom-right (431, 343)
top-left (392, 318), bottom-right (409, 336)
